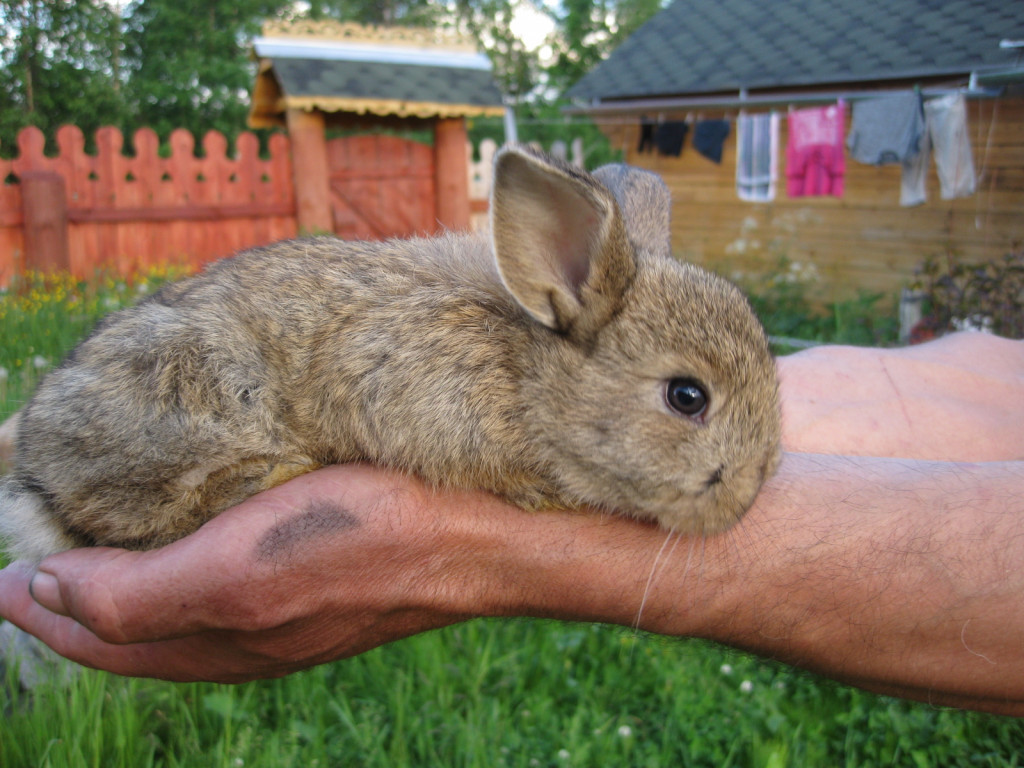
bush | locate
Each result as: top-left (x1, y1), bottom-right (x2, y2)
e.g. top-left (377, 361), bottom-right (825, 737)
top-left (912, 250), bottom-right (1024, 340)
top-left (737, 258), bottom-right (899, 348)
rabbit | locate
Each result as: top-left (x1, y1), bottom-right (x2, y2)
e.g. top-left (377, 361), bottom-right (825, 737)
top-left (0, 145), bottom-right (781, 563)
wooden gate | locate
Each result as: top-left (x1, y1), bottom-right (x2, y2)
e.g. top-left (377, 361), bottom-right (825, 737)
top-left (326, 134), bottom-right (436, 241)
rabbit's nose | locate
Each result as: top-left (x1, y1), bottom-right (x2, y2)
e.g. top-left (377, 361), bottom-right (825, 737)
top-left (704, 465), bottom-right (724, 490)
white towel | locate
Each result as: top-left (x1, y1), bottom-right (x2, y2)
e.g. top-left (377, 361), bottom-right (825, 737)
top-left (736, 112), bottom-right (779, 203)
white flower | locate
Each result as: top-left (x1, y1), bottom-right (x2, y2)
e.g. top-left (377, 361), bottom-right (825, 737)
top-left (0, 366), bottom-right (8, 381)
top-left (740, 680), bottom-right (754, 693)
top-left (557, 749), bottom-right (570, 760)
top-left (720, 663), bottom-right (733, 675)
top-left (617, 725), bottom-right (632, 738)
top-left (32, 355), bottom-right (48, 369)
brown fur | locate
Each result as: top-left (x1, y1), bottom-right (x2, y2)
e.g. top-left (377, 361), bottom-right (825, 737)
top-left (0, 146), bottom-right (780, 561)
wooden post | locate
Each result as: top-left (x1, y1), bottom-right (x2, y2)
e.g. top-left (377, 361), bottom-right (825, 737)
top-left (286, 108), bottom-right (333, 234)
top-left (434, 118), bottom-right (470, 232)
top-left (21, 171), bottom-right (70, 273)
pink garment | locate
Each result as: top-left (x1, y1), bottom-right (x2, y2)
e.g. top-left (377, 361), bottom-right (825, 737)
top-left (786, 103), bottom-right (846, 197)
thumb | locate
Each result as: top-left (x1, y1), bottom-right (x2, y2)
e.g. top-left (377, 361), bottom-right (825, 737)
top-left (28, 540), bottom-right (250, 645)
top-left (30, 547), bottom-right (196, 644)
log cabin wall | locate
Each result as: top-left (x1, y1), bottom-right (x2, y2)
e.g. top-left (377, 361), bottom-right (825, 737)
top-left (597, 93), bottom-right (1023, 302)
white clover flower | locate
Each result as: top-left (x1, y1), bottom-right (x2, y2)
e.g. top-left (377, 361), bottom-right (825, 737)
top-left (720, 663), bottom-right (733, 675)
top-left (0, 366), bottom-right (8, 382)
top-left (557, 749), bottom-right (570, 761)
top-left (32, 355), bottom-right (48, 369)
top-left (617, 725), bottom-right (632, 738)
top-left (740, 680), bottom-right (754, 693)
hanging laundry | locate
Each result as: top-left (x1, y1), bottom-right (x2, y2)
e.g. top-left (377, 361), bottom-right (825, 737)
top-left (926, 93), bottom-right (976, 199)
top-left (654, 121), bottom-right (689, 157)
top-left (786, 102), bottom-right (845, 197)
top-left (846, 91), bottom-right (925, 165)
top-left (900, 93), bottom-right (976, 206)
top-left (693, 120), bottom-right (730, 164)
top-left (637, 115), bottom-right (656, 154)
top-left (900, 128), bottom-right (931, 206)
top-left (736, 112), bottom-right (779, 202)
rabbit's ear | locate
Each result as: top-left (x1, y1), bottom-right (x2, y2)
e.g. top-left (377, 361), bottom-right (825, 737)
top-left (491, 146), bottom-right (635, 339)
top-left (592, 164), bottom-right (671, 260)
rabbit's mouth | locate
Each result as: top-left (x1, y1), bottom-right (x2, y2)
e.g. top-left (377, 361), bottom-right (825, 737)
top-left (620, 453), bottom-right (778, 536)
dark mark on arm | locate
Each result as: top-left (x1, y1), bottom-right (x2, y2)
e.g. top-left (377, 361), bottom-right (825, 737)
top-left (255, 500), bottom-right (361, 563)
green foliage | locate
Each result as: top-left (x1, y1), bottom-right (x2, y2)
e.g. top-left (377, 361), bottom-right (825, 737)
top-left (0, 0), bottom-right (659, 156)
top-left (0, 0), bottom-right (128, 154)
top-left (912, 250), bottom-right (1024, 340)
top-left (468, 102), bottom-right (623, 169)
top-left (0, 266), bottom-right (187, 423)
top-left (303, 0), bottom-right (443, 25)
top-left (545, 0), bottom-right (662, 94)
top-left (738, 257), bottom-right (900, 348)
top-left (120, 0), bottom-right (282, 143)
top-left (455, 0), bottom-right (541, 102)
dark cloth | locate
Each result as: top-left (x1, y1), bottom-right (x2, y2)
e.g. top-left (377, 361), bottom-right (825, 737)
top-left (637, 116), bottom-right (656, 153)
top-left (693, 120), bottom-right (731, 164)
top-left (654, 121), bottom-right (689, 157)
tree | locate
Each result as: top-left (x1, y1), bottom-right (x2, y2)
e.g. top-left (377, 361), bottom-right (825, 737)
top-left (0, 0), bottom-right (128, 154)
top-left (120, 0), bottom-right (287, 143)
top-left (453, 0), bottom-right (541, 104)
top-left (545, 0), bottom-right (661, 93)
top-left (302, 0), bottom-right (442, 26)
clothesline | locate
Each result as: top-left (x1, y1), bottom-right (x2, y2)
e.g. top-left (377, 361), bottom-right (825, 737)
top-left (563, 83), bottom-right (1002, 120)
top-left (627, 90), bottom-right (979, 207)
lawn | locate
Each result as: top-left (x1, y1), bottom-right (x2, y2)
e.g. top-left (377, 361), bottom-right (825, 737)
top-left (1, 268), bottom-right (1021, 767)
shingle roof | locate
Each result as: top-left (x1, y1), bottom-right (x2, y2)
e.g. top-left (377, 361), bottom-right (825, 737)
top-left (566, 0), bottom-right (1023, 102)
top-left (271, 57), bottom-right (504, 110)
top-left (248, 21), bottom-right (505, 127)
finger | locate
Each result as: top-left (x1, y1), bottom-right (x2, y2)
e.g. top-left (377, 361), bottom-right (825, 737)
top-left (0, 560), bottom-right (159, 677)
top-left (1, 561), bottom-right (287, 681)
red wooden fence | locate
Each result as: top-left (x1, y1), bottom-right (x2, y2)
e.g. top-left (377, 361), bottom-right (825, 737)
top-left (0, 125), bottom-right (297, 285)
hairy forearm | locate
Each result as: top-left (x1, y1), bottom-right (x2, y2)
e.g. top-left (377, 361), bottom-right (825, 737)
top-left (485, 453), bottom-right (1024, 715)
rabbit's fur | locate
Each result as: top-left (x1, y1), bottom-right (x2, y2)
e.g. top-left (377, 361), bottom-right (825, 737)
top-left (0, 146), bottom-right (780, 562)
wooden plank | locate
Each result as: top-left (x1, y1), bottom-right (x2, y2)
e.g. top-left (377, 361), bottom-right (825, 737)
top-left (21, 171), bottom-right (70, 273)
top-left (434, 118), bottom-right (469, 232)
top-left (286, 109), bottom-right (332, 234)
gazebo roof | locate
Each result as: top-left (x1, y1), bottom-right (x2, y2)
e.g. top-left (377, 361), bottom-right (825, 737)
top-left (249, 20), bottom-right (506, 127)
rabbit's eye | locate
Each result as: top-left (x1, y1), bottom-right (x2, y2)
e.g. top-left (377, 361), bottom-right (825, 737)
top-left (665, 378), bottom-right (708, 418)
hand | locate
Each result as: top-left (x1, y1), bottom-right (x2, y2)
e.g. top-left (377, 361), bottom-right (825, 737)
top-left (0, 464), bottom-right (533, 682)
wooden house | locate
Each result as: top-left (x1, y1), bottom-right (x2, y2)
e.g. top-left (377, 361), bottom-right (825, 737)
top-left (249, 20), bottom-right (505, 239)
top-left (565, 0), bottom-right (1024, 300)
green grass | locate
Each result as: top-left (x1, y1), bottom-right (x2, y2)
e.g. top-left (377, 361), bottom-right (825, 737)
top-left (4, 622), bottom-right (1023, 767)
top-left (2, 269), bottom-right (1022, 767)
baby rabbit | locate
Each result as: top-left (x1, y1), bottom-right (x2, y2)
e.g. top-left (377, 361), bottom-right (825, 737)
top-left (0, 145), bottom-right (780, 562)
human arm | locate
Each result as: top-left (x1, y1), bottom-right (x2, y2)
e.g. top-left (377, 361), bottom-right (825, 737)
top-left (1, 332), bottom-right (1022, 715)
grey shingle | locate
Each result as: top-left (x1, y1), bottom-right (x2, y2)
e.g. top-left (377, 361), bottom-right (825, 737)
top-left (566, 0), bottom-right (1023, 101)
top-left (272, 58), bottom-right (503, 107)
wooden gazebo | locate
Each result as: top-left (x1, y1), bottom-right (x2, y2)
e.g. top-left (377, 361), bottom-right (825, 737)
top-left (249, 20), bottom-right (505, 237)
